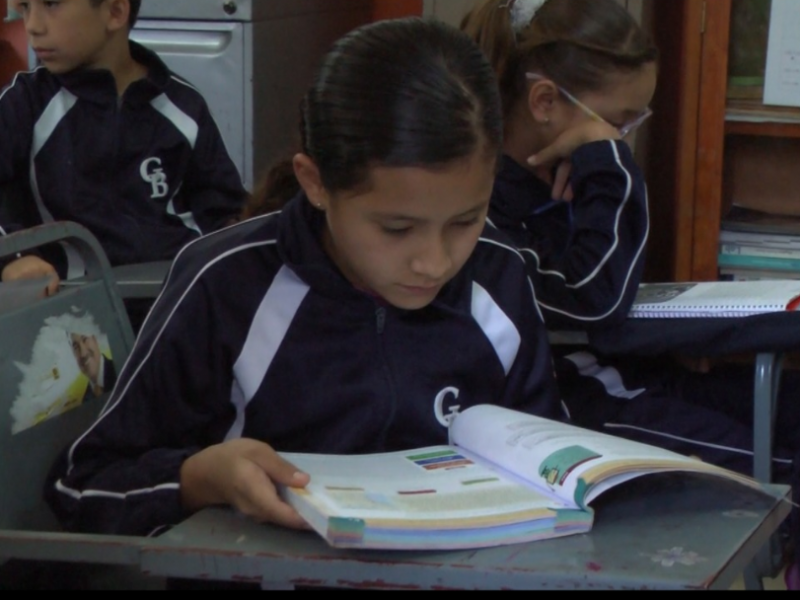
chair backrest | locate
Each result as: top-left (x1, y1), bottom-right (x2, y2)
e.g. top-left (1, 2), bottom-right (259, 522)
top-left (0, 223), bottom-right (135, 532)
top-left (111, 261), bottom-right (172, 300)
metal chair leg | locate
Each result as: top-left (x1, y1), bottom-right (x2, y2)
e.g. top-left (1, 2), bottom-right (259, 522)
top-left (752, 352), bottom-right (783, 484)
top-left (748, 353), bottom-right (787, 584)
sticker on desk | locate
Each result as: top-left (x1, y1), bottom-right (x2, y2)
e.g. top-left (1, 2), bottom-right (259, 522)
top-left (9, 310), bottom-right (115, 435)
top-left (641, 547), bottom-right (708, 569)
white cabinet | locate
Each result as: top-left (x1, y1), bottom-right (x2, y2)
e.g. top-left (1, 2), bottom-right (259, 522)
top-left (131, 21), bottom-right (247, 184)
top-left (131, 0), bottom-right (372, 190)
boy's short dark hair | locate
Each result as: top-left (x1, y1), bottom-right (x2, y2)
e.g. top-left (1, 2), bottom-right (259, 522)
top-left (90, 0), bottom-right (141, 30)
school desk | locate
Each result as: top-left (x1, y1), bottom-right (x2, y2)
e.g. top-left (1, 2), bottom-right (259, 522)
top-left (61, 260), bottom-right (172, 300)
top-left (0, 226), bottom-right (791, 590)
top-left (559, 313), bottom-right (800, 582)
top-left (109, 261), bottom-right (172, 300)
top-left (134, 475), bottom-right (791, 591)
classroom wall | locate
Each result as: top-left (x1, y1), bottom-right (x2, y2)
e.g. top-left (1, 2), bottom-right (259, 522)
top-left (5, 1), bottom-right (425, 84)
top-left (423, 0), bottom-right (476, 24)
top-left (372, 0), bottom-right (423, 21)
top-left (424, 0), bottom-right (644, 26)
top-left (0, 0), bottom-right (28, 86)
top-left (0, 2), bottom-right (422, 84)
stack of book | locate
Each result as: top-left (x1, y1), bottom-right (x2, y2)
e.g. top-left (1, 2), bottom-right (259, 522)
top-left (726, 99), bottom-right (800, 124)
top-left (719, 206), bottom-right (800, 281)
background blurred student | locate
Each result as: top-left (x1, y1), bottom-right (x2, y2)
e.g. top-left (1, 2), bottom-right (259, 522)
top-left (0, 0), bottom-right (246, 330)
top-left (462, 0), bottom-right (799, 587)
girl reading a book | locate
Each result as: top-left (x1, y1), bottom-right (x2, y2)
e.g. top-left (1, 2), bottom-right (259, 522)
top-left (462, 0), bottom-right (799, 586)
top-left (45, 17), bottom-right (564, 539)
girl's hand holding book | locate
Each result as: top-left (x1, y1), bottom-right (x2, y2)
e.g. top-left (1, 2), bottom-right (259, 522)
top-left (180, 438), bottom-right (312, 530)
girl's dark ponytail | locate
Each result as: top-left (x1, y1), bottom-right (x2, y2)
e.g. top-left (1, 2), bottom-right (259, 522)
top-left (242, 159), bottom-right (301, 220)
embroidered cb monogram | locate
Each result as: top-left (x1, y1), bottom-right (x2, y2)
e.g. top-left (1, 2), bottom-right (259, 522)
top-left (140, 157), bottom-right (169, 199)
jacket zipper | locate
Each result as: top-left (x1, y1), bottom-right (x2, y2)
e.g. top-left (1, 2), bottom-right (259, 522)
top-left (115, 96), bottom-right (124, 214)
top-left (376, 306), bottom-right (387, 335)
top-left (375, 306), bottom-right (398, 447)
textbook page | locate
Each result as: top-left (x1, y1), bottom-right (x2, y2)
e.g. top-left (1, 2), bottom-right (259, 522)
top-left (279, 444), bottom-right (597, 549)
top-left (0, 277), bottom-right (50, 315)
top-left (281, 447), bottom-right (570, 526)
top-left (764, 0), bottom-right (800, 107)
top-left (450, 405), bottom-right (758, 509)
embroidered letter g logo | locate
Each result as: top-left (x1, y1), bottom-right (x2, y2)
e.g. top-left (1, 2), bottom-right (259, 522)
top-left (434, 387), bottom-right (461, 428)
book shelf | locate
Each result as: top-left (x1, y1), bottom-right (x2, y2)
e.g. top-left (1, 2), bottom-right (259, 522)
top-left (726, 122), bottom-right (800, 139)
top-left (645, 0), bottom-right (800, 283)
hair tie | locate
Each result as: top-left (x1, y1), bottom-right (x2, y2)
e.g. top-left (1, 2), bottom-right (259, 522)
top-left (501, 0), bottom-right (547, 33)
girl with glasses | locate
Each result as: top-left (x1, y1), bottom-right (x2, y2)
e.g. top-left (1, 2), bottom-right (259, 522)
top-left (461, 0), bottom-right (656, 328)
top-left (463, 1), bottom-right (799, 587)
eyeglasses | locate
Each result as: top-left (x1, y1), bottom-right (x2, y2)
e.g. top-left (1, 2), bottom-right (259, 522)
top-left (526, 73), bottom-right (653, 139)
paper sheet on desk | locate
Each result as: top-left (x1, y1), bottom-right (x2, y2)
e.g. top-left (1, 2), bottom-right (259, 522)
top-left (0, 277), bottom-right (50, 314)
top-left (764, 0), bottom-right (800, 107)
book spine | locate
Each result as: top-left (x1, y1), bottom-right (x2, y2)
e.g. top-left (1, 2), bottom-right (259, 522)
top-left (719, 268), bottom-right (800, 282)
top-left (717, 252), bottom-right (800, 273)
top-left (719, 230), bottom-right (800, 248)
top-left (720, 242), bottom-right (800, 260)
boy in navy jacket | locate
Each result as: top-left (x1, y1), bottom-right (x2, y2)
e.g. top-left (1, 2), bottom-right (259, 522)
top-left (0, 0), bottom-right (246, 293)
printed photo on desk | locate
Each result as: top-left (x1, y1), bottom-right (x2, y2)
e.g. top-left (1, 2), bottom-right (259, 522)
top-left (630, 281), bottom-right (800, 318)
top-left (278, 405), bottom-right (771, 551)
top-left (7, 310), bottom-right (116, 435)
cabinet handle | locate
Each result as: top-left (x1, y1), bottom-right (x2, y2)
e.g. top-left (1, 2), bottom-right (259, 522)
top-left (130, 29), bottom-right (234, 56)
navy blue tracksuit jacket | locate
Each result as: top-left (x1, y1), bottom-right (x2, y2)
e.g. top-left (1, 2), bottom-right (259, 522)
top-left (46, 195), bottom-right (563, 536)
top-left (0, 42), bottom-right (246, 277)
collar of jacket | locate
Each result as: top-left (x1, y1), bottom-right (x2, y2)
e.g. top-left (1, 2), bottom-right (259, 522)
top-left (275, 192), bottom-right (473, 313)
top-left (54, 41), bottom-right (172, 106)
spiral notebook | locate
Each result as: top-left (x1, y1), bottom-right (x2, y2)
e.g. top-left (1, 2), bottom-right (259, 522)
top-left (630, 281), bottom-right (800, 319)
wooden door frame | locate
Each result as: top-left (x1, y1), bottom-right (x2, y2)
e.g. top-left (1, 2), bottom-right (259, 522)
top-left (646, 0), bottom-right (699, 281)
top-left (691, 0), bottom-right (732, 281)
top-left (646, 0), bottom-right (730, 282)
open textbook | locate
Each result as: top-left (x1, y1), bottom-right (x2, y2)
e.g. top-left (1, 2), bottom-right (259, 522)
top-left (278, 405), bottom-right (770, 551)
top-left (630, 281), bottom-right (800, 318)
